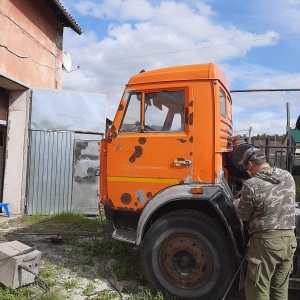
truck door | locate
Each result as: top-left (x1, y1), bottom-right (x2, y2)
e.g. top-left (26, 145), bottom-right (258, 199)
top-left (105, 87), bottom-right (193, 210)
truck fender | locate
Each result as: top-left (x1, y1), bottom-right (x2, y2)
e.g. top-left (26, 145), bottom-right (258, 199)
top-left (135, 183), bottom-right (247, 262)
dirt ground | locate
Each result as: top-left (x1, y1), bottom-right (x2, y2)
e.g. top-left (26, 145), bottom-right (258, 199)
top-left (0, 215), bottom-right (137, 299)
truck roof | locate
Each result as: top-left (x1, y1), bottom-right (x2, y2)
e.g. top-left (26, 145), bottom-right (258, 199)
top-left (127, 62), bottom-right (229, 91)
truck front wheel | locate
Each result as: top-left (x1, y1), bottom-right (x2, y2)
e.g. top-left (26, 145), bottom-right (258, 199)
top-left (142, 210), bottom-right (235, 300)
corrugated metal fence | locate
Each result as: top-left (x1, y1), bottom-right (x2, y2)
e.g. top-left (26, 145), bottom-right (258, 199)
top-left (26, 131), bottom-right (74, 214)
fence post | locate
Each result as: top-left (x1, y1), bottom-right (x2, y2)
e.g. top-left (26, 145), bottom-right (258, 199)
top-left (265, 138), bottom-right (269, 162)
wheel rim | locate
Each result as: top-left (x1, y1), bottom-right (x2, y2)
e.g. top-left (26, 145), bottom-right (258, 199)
top-left (159, 234), bottom-right (213, 289)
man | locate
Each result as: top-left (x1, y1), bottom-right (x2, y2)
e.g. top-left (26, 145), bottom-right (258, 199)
top-left (235, 146), bottom-right (297, 300)
top-left (296, 115), bottom-right (300, 130)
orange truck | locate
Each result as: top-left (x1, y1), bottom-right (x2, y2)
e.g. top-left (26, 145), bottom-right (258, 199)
top-left (100, 63), bottom-right (300, 299)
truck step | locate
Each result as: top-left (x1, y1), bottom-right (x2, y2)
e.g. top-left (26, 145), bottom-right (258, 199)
top-left (112, 229), bottom-right (136, 244)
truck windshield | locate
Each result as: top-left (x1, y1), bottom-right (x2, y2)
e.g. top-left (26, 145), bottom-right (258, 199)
top-left (119, 92), bottom-right (141, 133)
top-left (119, 90), bottom-right (184, 133)
top-left (144, 91), bottom-right (184, 132)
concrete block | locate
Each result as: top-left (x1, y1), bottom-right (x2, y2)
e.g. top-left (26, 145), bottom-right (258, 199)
top-left (0, 240), bottom-right (41, 288)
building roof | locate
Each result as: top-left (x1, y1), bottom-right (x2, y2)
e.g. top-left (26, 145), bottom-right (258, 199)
top-left (291, 129), bottom-right (300, 143)
top-left (44, 0), bottom-right (82, 35)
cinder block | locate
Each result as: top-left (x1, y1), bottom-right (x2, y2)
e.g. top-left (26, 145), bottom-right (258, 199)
top-left (0, 240), bottom-right (41, 288)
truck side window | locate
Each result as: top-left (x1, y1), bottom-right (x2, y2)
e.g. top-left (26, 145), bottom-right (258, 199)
top-left (120, 92), bottom-right (141, 133)
top-left (144, 90), bottom-right (184, 132)
top-left (227, 95), bottom-right (232, 120)
top-left (219, 89), bottom-right (226, 117)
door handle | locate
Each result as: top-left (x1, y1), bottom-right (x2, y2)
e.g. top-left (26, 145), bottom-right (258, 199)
top-left (173, 158), bottom-right (192, 166)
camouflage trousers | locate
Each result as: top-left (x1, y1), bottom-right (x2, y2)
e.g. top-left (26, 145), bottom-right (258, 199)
top-left (244, 230), bottom-right (297, 300)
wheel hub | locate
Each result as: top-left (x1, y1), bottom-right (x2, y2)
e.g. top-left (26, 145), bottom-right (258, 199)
top-left (159, 234), bottom-right (213, 289)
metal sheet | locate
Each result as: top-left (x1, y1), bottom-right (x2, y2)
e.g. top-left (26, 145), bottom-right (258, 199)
top-left (30, 89), bottom-right (106, 133)
top-left (26, 131), bottom-right (74, 214)
top-left (71, 139), bottom-right (101, 215)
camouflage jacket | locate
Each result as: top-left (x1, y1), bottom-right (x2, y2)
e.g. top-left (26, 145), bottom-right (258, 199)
top-left (237, 166), bottom-right (296, 235)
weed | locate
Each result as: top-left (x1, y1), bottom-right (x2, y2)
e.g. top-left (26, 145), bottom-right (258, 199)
top-left (79, 236), bottom-right (143, 282)
top-left (82, 282), bottom-right (96, 296)
top-left (63, 278), bottom-right (78, 290)
top-left (94, 290), bottom-right (119, 300)
top-left (39, 259), bottom-right (59, 287)
top-left (122, 284), bottom-right (137, 294)
top-left (20, 213), bottom-right (44, 224)
top-left (37, 289), bottom-right (65, 300)
top-left (83, 256), bottom-right (94, 266)
top-left (0, 285), bottom-right (33, 300)
top-left (112, 263), bottom-right (127, 281)
top-left (97, 287), bottom-right (177, 300)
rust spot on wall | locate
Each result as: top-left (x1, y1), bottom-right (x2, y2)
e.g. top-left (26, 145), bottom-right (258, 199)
top-left (134, 202), bottom-right (138, 206)
top-left (185, 108), bottom-right (189, 124)
top-left (190, 152), bottom-right (193, 156)
top-left (189, 101), bottom-right (194, 107)
top-left (121, 193), bottom-right (132, 205)
top-left (188, 113), bottom-right (194, 125)
top-left (129, 146), bottom-right (143, 163)
top-left (189, 136), bottom-right (193, 143)
top-left (146, 192), bottom-right (152, 199)
top-left (108, 198), bottom-right (115, 208)
top-left (108, 125), bottom-right (117, 140)
top-left (177, 139), bottom-right (186, 143)
top-left (129, 157), bottom-right (135, 163)
top-left (138, 137), bottom-right (146, 144)
top-left (118, 104), bottom-right (124, 111)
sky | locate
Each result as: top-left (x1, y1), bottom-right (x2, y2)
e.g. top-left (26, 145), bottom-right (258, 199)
top-left (59, 0), bottom-right (300, 137)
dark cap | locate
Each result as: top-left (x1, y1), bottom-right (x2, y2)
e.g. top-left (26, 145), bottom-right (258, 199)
top-left (238, 146), bottom-right (267, 169)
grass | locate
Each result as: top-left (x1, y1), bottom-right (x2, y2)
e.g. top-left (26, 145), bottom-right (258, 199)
top-left (2, 194), bottom-right (299, 299)
top-left (92, 288), bottom-right (176, 300)
top-left (0, 213), bottom-right (175, 300)
top-left (82, 282), bottom-right (96, 296)
top-left (0, 286), bottom-right (33, 300)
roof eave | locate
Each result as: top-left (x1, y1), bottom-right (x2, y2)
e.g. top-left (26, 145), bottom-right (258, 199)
top-left (44, 0), bottom-right (82, 35)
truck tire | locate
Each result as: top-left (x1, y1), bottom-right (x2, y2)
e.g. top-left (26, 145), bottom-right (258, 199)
top-left (142, 209), bottom-right (235, 300)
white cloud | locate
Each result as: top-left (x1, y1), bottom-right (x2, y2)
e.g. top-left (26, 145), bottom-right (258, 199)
top-left (60, 0), bottom-right (300, 133)
top-left (71, 0), bottom-right (154, 20)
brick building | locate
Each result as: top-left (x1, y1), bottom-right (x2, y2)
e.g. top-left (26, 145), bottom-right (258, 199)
top-left (0, 0), bottom-right (82, 215)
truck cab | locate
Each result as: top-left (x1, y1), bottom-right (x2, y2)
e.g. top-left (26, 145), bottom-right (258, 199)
top-left (101, 63), bottom-right (233, 213)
